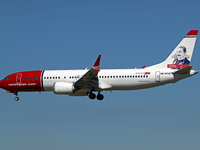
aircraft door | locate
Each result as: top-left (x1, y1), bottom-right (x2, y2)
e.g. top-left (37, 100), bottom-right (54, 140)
top-left (155, 71), bottom-right (160, 82)
top-left (75, 75), bottom-right (80, 81)
top-left (16, 73), bottom-right (22, 84)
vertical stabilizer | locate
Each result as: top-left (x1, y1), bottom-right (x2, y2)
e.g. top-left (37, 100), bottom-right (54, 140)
top-left (147, 30), bottom-right (198, 69)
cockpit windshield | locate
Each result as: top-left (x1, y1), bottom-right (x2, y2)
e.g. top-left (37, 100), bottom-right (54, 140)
top-left (4, 77), bottom-right (10, 80)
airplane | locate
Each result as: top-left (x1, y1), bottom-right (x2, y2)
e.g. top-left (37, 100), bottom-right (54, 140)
top-left (0, 30), bottom-right (198, 101)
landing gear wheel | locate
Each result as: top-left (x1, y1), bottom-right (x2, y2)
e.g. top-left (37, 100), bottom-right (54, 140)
top-left (14, 92), bottom-right (19, 101)
top-left (89, 93), bottom-right (96, 100)
top-left (14, 97), bottom-right (19, 101)
top-left (97, 94), bottom-right (104, 100)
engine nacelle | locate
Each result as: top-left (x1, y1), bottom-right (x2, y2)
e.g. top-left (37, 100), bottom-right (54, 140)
top-left (53, 82), bottom-right (74, 95)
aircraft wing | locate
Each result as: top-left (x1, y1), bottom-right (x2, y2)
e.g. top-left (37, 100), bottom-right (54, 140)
top-left (73, 55), bottom-right (101, 92)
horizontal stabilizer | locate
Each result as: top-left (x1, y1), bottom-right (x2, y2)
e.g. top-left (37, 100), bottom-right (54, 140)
top-left (172, 66), bottom-right (192, 74)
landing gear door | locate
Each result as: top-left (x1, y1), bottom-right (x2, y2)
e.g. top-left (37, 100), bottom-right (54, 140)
top-left (155, 71), bottom-right (160, 82)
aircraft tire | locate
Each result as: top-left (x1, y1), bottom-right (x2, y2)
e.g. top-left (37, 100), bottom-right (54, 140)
top-left (14, 97), bottom-right (19, 101)
top-left (97, 94), bottom-right (104, 100)
top-left (89, 93), bottom-right (96, 100)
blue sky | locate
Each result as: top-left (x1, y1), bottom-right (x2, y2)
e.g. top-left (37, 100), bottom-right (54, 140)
top-left (0, 1), bottom-right (200, 150)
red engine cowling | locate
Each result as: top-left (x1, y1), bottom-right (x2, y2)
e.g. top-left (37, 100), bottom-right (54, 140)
top-left (53, 82), bottom-right (74, 95)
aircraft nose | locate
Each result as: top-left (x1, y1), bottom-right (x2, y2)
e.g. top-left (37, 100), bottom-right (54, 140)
top-left (0, 79), bottom-right (4, 89)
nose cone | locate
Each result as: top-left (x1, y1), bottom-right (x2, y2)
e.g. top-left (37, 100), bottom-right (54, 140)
top-left (0, 79), bottom-right (3, 89)
top-left (0, 79), bottom-right (8, 91)
top-left (0, 79), bottom-right (6, 90)
top-left (0, 80), bottom-right (2, 88)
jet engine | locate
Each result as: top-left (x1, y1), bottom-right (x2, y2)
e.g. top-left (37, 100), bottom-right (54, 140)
top-left (53, 82), bottom-right (74, 94)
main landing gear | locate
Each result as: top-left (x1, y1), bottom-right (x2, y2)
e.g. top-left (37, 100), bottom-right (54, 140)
top-left (14, 92), bottom-right (19, 101)
top-left (89, 92), bottom-right (104, 100)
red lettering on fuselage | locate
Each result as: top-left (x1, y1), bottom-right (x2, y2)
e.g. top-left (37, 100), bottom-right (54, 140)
top-left (0, 70), bottom-right (43, 93)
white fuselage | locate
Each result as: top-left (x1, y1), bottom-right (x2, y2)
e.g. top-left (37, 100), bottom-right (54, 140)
top-left (42, 68), bottom-right (195, 92)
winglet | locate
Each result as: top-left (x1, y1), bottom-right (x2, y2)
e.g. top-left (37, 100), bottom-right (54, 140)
top-left (93, 55), bottom-right (101, 71)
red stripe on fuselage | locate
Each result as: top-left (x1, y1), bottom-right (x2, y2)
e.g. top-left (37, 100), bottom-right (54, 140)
top-left (0, 70), bottom-right (43, 92)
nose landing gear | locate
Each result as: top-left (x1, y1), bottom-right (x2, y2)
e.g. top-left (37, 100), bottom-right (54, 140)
top-left (14, 92), bottom-right (19, 101)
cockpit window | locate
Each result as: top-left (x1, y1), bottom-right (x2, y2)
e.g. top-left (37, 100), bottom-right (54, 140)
top-left (4, 77), bottom-right (10, 80)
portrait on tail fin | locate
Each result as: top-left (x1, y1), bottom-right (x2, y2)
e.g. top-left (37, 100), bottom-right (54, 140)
top-left (172, 46), bottom-right (190, 65)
